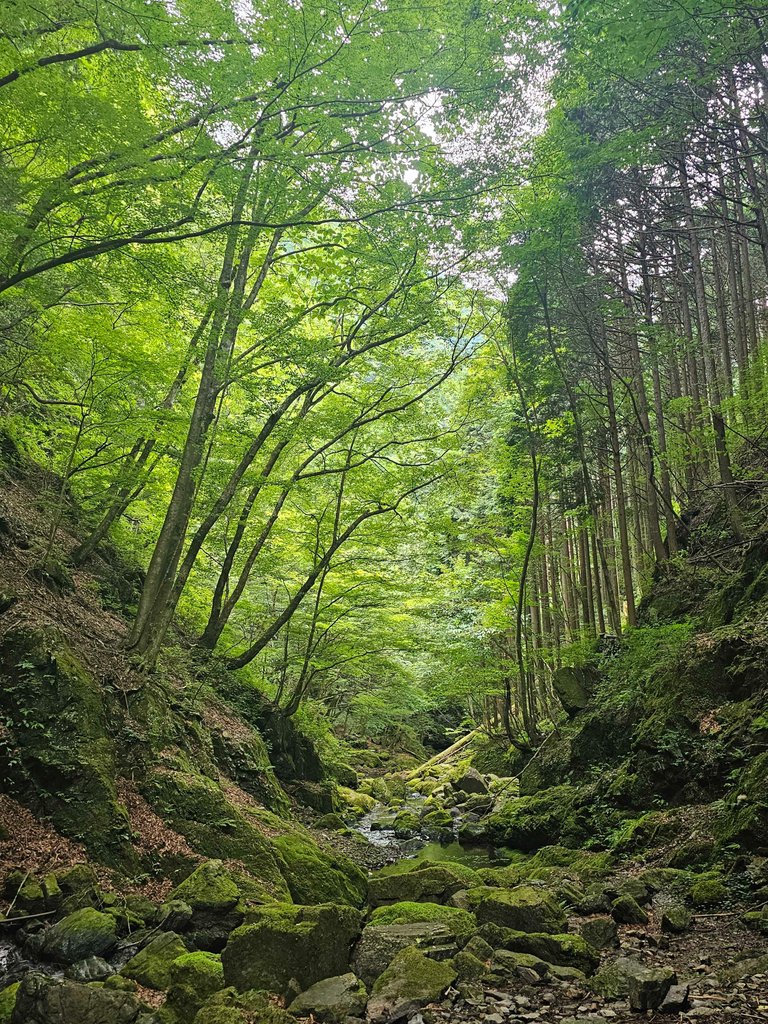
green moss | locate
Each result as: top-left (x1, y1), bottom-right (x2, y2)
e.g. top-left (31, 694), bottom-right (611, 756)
top-left (195, 987), bottom-right (295, 1024)
top-left (368, 862), bottom-right (483, 907)
top-left (171, 861), bottom-right (240, 913)
top-left (121, 931), bottom-right (188, 989)
top-left (222, 902), bottom-right (362, 998)
top-left (691, 872), bottom-right (727, 907)
top-left (166, 951), bottom-right (225, 1019)
top-left (272, 834), bottom-right (367, 908)
top-left (369, 901), bottom-right (475, 939)
top-left (40, 907), bottom-right (118, 965)
top-left (452, 950), bottom-right (486, 982)
top-left (337, 786), bottom-right (375, 817)
top-left (479, 785), bottom-right (584, 851)
top-left (367, 947), bottom-right (456, 1022)
top-left (479, 926), bottom-right (599, 974)
top-left (466, 886), bottom-right (567, 934)
top-left (0, 983), bottom-right (19, 1024)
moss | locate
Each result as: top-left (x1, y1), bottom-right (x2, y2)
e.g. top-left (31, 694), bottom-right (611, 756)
top-left (222, 902), bottom-right (362, 998)
top-left (206, 704), bottom-right (290, 817)
top-left (368, 901), bottom-right (475, 939)
top-left (40, 907), bottom-right (118, 965)
top-left (166, 951), bottom-right (225, 1019)
top-left (368, 862), bottom-right (483, 907)
top-left (691, 872), bottom-right (727, 907)
top-left (195, 987), bottom-right (295, 1024)
top-left (479, 785), bottom-right (584, 851)
top-left (171, 861), bottom-right (240, 913)
top-left (0, 629), bottom-right (135, 869)
top-left (121, 931), bottom-right (188, 989)
top-left (143, 769), bottom-right (290, 900)
top-left (366, 947), bottom-right (457, 1023)
top-left (337, 786), bottom-right (376, 818)
top-left (391, 810), bottom-right (420, 837)
top-left (272, 834), bottom-right (367, 908)
top-left (315, 813), bottom-right (347, 830)
top-left (465, 886), bottom-right (567, 934)
top-left (452, 949), bottom-right (486, 982)
top-left (480, 926), bottom-right (599, 974)
top-left (610, 894), bottom-right (649, 925)
top-left (0, 983), bottom-right (18, 1024)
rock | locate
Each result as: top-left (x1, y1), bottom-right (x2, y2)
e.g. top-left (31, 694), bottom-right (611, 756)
top-left (627, 966), bottom-right (676, 1011)
top-left (453, 950), bottom-right (486, 982)
top-left (222, 902), bottom-right (362, 998)
top-left (391, 811), bottom-right (421, 838)
top-left (367, 863), bottom-right (483, 907)
top-left (315, 813), bottom-right (348, 831)
top-left (64, 957), bottom-right (114, 983)
top-left (165, 951), bottom-right (225, 1019)
top-left (742, 909), bottom-right (768, 935)
top-left (368, 901), bottom-right (475, 939)
top-left (121, 931), bottom-right (188, 989)
top-left (171, 861), bottom-right (240, 913)
top-left (590, 957), bottom-right (647, 999)
top-left (610, 894), bottom-right (648, 924)
top-left (661, 905), bottom-right (692, 933)
top-left (463, 935), bottom-right (494, 961)
top-left (10, 973), bottom-right (143, 1024)
top-left (690, 873), bottom-right (727, 907)
top-left (288, 972), bottom-right (367, 1022)
top-left (659, 983), bottom-right (690, 1013)
top-left (453, 768), bottom-right (489, 795)
top-left (480, 926), bottom-right (598, 974)
top-left (40, 909), bottom-right (118, 965)
top-left (273, 834), bottom-right (368, 907)
top-left (468, 887), bottom-right (567, 934)
top-left (0, 983), bottom-right (19, 1024)
top-left (353, 922), bottom-right (457, 987)
top-left (552, 665), bottom-right (598, 715)
top-left (579, 917), bottom-right (618, 949)
top-left (290, 779), bottom-right (337, 814)
top-left (491, 950), bottom-right (550, 978)
top-left (365, 947), bottom-right (456, 1024)
top-left (157, 899), bottom-right (193, 932)
top-left (195, 987), bottom-right (295, 1024)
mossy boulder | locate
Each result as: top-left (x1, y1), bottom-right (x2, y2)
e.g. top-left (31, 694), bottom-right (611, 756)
top-left (478, 785), bottom-right (584, 851)
top-left (611, 894), bottom-right (649, 925)
top-left (206, 705), bottom-right (290, 816)
top-left (490, 950), bottom-right (550, 979)
top-left (222, 902), bottom-right (362, 998)
top-left (171, 861), bottom-right (240, 913)
top-left (352, 921), bottom-right (457, 987)
top-left (391, 810), bottom-right (420, 838)
top-left (166, 951), bottom-right (225, 1019)
top-left (368, 901), bottom-right (475, 939)
top-left (366, 947), bottom-right (456, 1024)
top-left (273, 834), bottom-right (367, 908)
top-left (121, 931), bottom-right (188, 989)
top-left (0, 984), bottom-right (18, 1024)
top-left (691, 872), bottom-right (727, 907)
top-left (0, 630), bottom-right (135, 869)
top-left (591, 957), bottom-right (647, 998)
top-left (479, 926), bottom-right (598, 974)
top-left (579, 917), bottom-right (618, 949)
top-left (466, 886), bottom-right (567, 934)
top-left (194, 987), bottom-right (295, 1024)
top-left (453, 950), bottom-right (486, 982)
top-left (661, 905), bottom-right (692, 933)
top-left (40, 908), bottom-right (118, 965)
top-left (288, 973), bottom-right (367, 1022)
top-left (315, 813), bottom-right (347, 831)
top-left (552, 665), bottom-right (599, 716)
top-left (10, 973), bottom-right (143, 1024)
top-left (336, 787), bottom-right (375, 818)
top-left (368, 862), bottom-right (483, 907)
top-left (715, 752), bottom-right (768, 850)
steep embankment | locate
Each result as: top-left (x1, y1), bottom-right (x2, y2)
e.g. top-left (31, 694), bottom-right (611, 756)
top-left (1, 444), bottom-right (768, 1023)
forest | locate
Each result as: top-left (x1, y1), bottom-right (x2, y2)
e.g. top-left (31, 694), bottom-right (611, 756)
top-left (0, 2), bottom-right (767, 1023)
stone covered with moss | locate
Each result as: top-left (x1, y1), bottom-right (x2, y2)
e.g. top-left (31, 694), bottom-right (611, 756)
top-left (0, 983), bottom-right (18, 1024)
top-left (365, 947), bottom-right (456, 1024)
top-left (121, 931), bottom-right (188, 989)
top-left (368, 861), bottom-right (484, 907)
top-left (479, 924), bottom-right (599, 974)
top-left (352, 921), bottom-right (458, 987)
top-left (368, 900), bottom-right (475, 939)
top-left (465, 886), bottom-right (567, 934)
top-left (165, 950), bottom-right (226, 1019)
top-left (222, 902), bottom-right (362, 998)
top-left (40, 908), bottom-right (118, 965)
top-left (273, 834), bottom-right (367, 907)
top-left (288, 972), bottom-right (367, 1022)
top-left (194, 987), bottom-right (295, 1024)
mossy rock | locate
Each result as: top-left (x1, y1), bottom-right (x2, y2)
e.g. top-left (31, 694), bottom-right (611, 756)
top-left (194, 987), bottom-right (295, 1024)
top-left (368, 862), bottom-right (483, 907)
top-left (479, 925), bottom-right (598, 974)
top-left (366, 947), bottom-right (456, 1024)
top-left (743, 909), bottom-right (768, 935)
top-left (714, 752), bottom-right (768, 850)
top-left (206, 704), bottom-right (290, 817)
top-left (121, 931), bottom-right (188, 989)
top-left (391, 810), bottom-right (420, 838)
top-left (336, 787), bottom-right (375, 818)
top-left (144, 771), bottom-right (290, 900)
top-left (352, 921), bottom-right (457, 987)
top-left (478, 785), bottom-right (584, 851)
top-left (0, 983), bottom-right (18, 1024)
top-left (273, 834), bottom-right (367, 908)
top-left (10, 973), bottom-right (144, 1024)
top-left (691, 872), bottom-right (727, 907)
top-left (368, 901), bottom-right (475, 939)
top-left (453, 949), bottom-right (486, 982)
top-left (0, 629), bottom-right (136, 869)
top-left (222, 902), bottom-right (362, 998)
top-left (288, 972), bottom-right (367, 1022)
top-left (315, 813), bottom-right (347, 831)
top-left (40, 908), bottom-right (118, 965)
top-left (171, 861), bottom-right (241, 913)
top-left (591, 956), bottom-right (647, 998)
top-left (465, 886), bottom-right (567, 934)
top-left (166, 951), bottom-right (226, 1019)
top-left (661, 906), bottom-right (692, 933)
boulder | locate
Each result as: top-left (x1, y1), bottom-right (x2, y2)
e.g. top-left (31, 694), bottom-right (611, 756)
top-left (661, 905), bottom-right (692, 934)
top-left (288, 973), bottom-right (367, 1022)
top-left (222, 902), bottom-right (362, 998)
top-left (627, 967), bottom-right (676, 1011)
top-left (367, 863), bottom-right (483, 907)
top-left (479, 926), bottom-right (598, 974)
top-left (40, 909), bottom-right (118, 965)
top-left (353, 922), bottom-right (457, 987)
top-left (165, 951), bottom-right (225, 1019)
top-left (195, 987), bottom-right (295, 1024)
top-left (452, 768), bottom-right (488, 795)
top-left (121, 931), bottom-right (188, 989)
top-left (171, 861), bottom-right (239, 913)
top-left (610, 894), bottom-right (648, 924)
top-left (64, 957), bottom-right (114, 983)
top-left (552, 665), bottom-right (598, 715)
top-left (273, 834), bottom-right (367, 908)
top-left (366, 947), bottom-right (456, 1024)
top-left (659, 983), bottom-right (690, 1013)
top-left (10, 974), bottom-right (143, 1024)
top-left (368, 901), bottom-right (475, 940)
top-left (579, 916), bottom-right (618, 949)
top-left (591, 957), bottom-right (647, 999)
top-left (468, 886), bottom-right (567, 934)
top-left (157, 899), bottom-right (193, 932)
